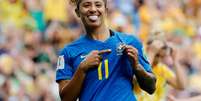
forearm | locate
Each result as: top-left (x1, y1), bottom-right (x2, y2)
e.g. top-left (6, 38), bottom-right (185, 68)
top-left (173, 61), bottom-right (188, 90)
top-left (60, 67), bottom-right (86, 101)
top-left (134, 64), bottom-right (156, 94)
top-left (60, 49), bottom-right (110, 100)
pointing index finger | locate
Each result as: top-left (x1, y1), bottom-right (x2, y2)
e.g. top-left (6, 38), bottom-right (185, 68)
top-left (98, 49), bottom-right (112, 55)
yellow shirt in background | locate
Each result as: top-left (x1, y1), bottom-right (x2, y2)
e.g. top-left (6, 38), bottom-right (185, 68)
top-left (0, 0), bottom-right (24, 27)
top-left (44, 0), bottom-right (68, 22)
top-left (193, 41), bottom-right (201, 59)
top-left (135, 63), bottom-right (175, 101)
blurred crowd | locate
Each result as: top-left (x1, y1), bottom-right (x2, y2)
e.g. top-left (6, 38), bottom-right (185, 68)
top-left (0, 0), bottom-right (201, 101)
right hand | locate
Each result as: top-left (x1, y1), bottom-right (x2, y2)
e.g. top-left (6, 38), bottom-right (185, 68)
top-left (79, 49), bottom-right (111, 72)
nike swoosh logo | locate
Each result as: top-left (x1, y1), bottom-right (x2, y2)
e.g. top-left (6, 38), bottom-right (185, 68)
top-left (80, 55), bottom-right (86, 59)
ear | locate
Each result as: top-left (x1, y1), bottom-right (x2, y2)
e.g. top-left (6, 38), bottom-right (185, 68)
top-left (105, 7), bottom-right (109, 16)
top-left (75, 8), bottom-right (80, 17)
top-left (106, 7), bottom-right (109, 12)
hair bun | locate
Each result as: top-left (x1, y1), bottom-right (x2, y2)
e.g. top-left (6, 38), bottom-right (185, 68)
top-left (70, 0), bottom-right (78, 5)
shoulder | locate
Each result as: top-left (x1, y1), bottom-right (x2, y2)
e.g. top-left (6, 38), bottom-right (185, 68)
top-left (158, 63), bottom-right (175, 79)
top-left (66, 35), bottom-right (87, 48)
top-left (58, 35), bottom-right (87, 56)
top-left (156, 63), bottom-right (173, 74)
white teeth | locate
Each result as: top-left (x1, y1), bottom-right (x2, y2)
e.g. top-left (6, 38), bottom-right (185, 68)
top-left (88, 16), bottom-right (98, 21)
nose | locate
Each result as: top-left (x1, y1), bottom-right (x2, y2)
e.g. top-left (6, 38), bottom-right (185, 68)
top-left (89, 4), bottom-right (97, 14)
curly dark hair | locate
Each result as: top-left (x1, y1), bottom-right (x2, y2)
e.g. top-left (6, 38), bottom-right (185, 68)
top-left (70, 0), bottom-right (107, 9)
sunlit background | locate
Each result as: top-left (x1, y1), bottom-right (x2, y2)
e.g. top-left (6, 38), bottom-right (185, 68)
top-left (0, 0), bottom-right (201, 101)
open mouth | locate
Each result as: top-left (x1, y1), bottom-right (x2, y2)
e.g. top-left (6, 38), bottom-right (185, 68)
top-left (88, 15), bottom-right (99, 22)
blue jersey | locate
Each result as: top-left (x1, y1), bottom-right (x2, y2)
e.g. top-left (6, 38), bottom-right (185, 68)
top-left (56, 30), bottom-right (152, 101)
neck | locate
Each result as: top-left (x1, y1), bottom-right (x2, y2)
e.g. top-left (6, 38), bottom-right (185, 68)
top-left (85, 25), bottom-right (110, 41)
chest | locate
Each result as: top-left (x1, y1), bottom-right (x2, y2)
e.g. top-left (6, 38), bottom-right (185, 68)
top-left (70, 39), bottom-right (127, 80)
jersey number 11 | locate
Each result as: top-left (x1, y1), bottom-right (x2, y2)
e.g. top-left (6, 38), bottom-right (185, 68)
top-left (98, 59), bottom-right (109, 80)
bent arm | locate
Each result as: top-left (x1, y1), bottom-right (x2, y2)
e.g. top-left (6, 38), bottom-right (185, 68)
top-left (58, 66), bottom-right (86, 101)
top-left (133, 64), bottom-right (156, 94)
top-left (57, 50), bottom-right (110, 101)
top-left (167, 61), bottom-right (187, 90)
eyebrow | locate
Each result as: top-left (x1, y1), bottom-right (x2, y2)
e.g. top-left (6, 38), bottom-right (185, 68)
top-left (95, 1), bottom-right (102, 4)
top-left (82, 0), bottom-right (103, 4)
top-left (82, 2), bottom-right (91, 4)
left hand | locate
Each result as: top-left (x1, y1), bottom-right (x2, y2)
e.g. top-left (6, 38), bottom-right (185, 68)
top-left (124, 45), bottom-right (139, 67)
top-left (167, 95), bottom-right (176, 101)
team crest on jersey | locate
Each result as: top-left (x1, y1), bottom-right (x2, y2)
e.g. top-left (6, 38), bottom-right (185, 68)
top-left (57, 55), bottom-right (65, 69)
top-left (80, 55), bottom-right (87, 59)
top-left (116, 42), bottom-right (126, 55)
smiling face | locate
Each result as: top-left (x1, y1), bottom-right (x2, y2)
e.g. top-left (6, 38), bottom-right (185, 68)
top-left (76, 0), bottom-right (107, 28)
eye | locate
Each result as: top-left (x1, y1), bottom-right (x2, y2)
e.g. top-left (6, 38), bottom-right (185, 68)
top-left (95, 3), bottom-right (103, 7)
top-left (96, 4), bottom-right (102, 7)
top-left (83, 4), bottom-right (90, 7)
top-left (82, 3), bottom-right (91, 8)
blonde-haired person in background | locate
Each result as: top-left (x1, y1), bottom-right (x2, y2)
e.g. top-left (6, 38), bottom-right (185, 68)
top-left (134, 39), bottom-right (187, 101)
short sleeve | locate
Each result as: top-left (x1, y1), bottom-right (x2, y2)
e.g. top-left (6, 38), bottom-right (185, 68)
top-left (130, 37), bottom-right (152, 73)
top-left (138, 46), bottom-right (152, 73)
top-left (161, 65), bottom-right (175, 80)
top-left (56, 48), bottom-right (73, 82)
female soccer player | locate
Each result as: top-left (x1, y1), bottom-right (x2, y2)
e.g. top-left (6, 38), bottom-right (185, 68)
top-left (56, 0), bottom-right (156, 101)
